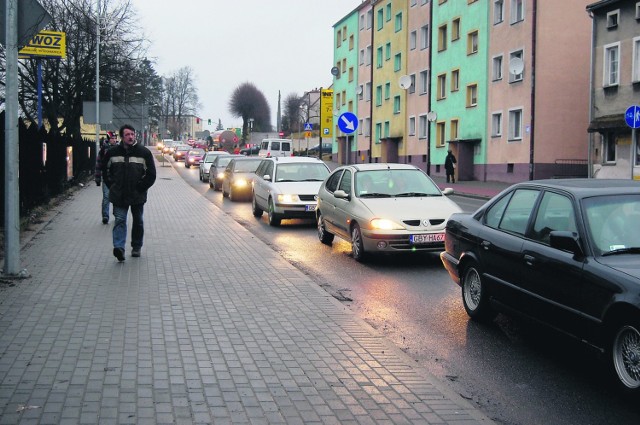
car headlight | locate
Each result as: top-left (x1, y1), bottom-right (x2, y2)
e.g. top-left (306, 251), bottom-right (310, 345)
top-left (277, 194), bottom-right (300, 203)
top-left (233, 178), bottom-right (248, 188)
top-left (217, 172), bottom-right (225, 179)
top-left (370, 218), bottom-right (403, 230)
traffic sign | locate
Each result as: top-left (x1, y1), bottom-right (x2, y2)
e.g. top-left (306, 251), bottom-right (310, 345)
top-left (304, 123), bottom-right (312, 131)
top-left (625, 105), bottom-right (640, 129)
top-left (338, 112), bottom-right (358, 134)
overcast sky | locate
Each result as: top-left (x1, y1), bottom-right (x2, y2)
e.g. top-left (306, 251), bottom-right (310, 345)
top-left (131, 0), bottom-right (358, 131)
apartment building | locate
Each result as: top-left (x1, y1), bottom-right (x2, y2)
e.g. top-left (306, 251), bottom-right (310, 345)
top-left (357, 3), bottom-right (374, 164)
top-left (587, 0), bottom-right (640, 179)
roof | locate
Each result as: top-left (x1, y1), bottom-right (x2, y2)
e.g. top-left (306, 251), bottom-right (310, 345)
top-left (339, 163), bottom-right (422, 172)
top-left (588, 114), bottom-right (628, 133)
top-left (510, 179), bottom-right (640, 198)
top-left (586, 0), bottom-right (623, 12)
top-left (269, 157), bottom-right (325, 164)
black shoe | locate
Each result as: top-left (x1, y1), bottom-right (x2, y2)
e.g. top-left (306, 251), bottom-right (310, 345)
top-left (113, 247), bottom-right (125, 262)
top-left (131, 248), bottom-right (141, 258)
top-left (102, 217), bottom-right (109, 224)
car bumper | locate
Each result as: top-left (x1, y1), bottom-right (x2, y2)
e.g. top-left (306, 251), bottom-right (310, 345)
top-left (360, 229), bottom-right (446, 253)
top-left (273, 202), bottom-right (318, 219)
top-left (439, 250), bottom-right (460, 286)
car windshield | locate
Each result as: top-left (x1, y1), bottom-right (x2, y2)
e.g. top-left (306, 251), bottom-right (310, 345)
top-left (189, 149), bottom-right (205, 155)
top-left (354, 169), bottom-right (441, 198)
top-left (233, 159), bottom-right (262, 173)
top-left (583, 194), bottom-right (640, 256)
top-left (274, 163), bottom-right (330, 182)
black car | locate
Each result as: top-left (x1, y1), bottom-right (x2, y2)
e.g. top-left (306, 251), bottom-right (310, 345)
top-left (307, 143), bottom-right (332, 156)
top-left (240, 145), bottom-right (261, 156)
top-left (440, 179), bottom-right (640, 393)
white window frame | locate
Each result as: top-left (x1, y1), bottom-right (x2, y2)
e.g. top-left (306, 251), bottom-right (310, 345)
top-left (419, 70), bottom-right (428, 94)
top-left (632, 36), bottom-right (640, 83)
top-left (358, 84), bottom-right (364, 100)
top-left (509, 49), bottom-right (524, 83)
top-left (492, 54), bottom-right (503, 81)
top-left (636, 2), bottom-right (640, 19)
top-left (492, 112), bottom-right (502, 137)
top-left (409, 74), bottom-right (416, 94)
top-left (364, 117), bottom-right (371, 137)
top-left (420, 24), bottom-right (429, 50)
top-left (510, 0), bottom-right (524, 24)
top-left (360, 14), bottom-right (365, 31)
top-left (603, 133), bottom-right (616, 163)
top-left (418, 114), bottom-right (428, 139)
top-left (409, 116), bottom-right (416, 135)
top-left (508, 107), bottom-right (523, 141)
top-left (365, 45), bottom-right (372, 66)
top-left (359, 49), bottom-right (365, 65)
top-left (606, 9), bottom-right (620, 28)
top-left (410, 30), bottom-right (417, 50)
top-left (365, 82), bottom-right (372, 102)
top-left (603, 42), bottom-right (620, 87)
top-left (493, 0), bottom-right (504, 25)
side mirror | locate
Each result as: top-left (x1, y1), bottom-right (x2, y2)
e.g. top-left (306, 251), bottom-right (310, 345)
top-left (549, 231), bottom-right (584, 256)
top-left (263, 174), bottom-right (271, 181)
top-left (334, 189), bottom-right (350, 200)
top-left (441, 188), bottom-right (454, 196)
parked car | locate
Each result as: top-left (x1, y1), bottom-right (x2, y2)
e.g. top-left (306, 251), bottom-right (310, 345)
top-left (173, 145), bottom-right (191, 161)
top-left (240, 145), bottom-right (261, 156)
top-left (307, 143), bottom-right (332, 156)
top-left (439, 179), bottom-right (640, 393)
top-left (185, 148), bottom-right (206, 168)
top-left (199, 151), bottom-right (229, 181)
top-left (208, 154), bottom-right (243, 191)
top-left (252, 157), bottom-right (331, 226)
top-left (316, 163), bottom-right (461, 262)
top-left (221, 157), bottom-right (263, 201)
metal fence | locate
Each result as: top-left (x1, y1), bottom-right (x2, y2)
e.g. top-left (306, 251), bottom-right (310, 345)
top-left (553, 159), bottom-right (589, 178)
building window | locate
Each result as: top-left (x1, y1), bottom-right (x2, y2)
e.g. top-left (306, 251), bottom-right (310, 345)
top-left (375, 122), bottom-right (382, 143)
top-left (349, 67), bottom-right (354, 82)
top-left (358, 85), bottom-right (364, 100)
top-left (436, 122), bottom-right (446, 147)
top-left (366, 46), bottom-right (372, 65)
top-left (360, 14), bottom-right (365, 30)
top-left (336, 62), bottom-right (341, 79)
top-left (492, 55), bottom-right (503, 81)
top-left (508, 108), bottom-right (523, 140)
top-left (450, 119), bottom-right (459, 140)
top-left (394, 96), bottom-right (401, 114)
top-left (385, 42), bottom-right (391, 60)
top-left (633, 36), bottom-right (640, 83)
top-left (466, 84), bottom-right (478, 107)
top-left (385, 82), bottom-right (391, 99)
top-left (394, 53), bottom-right (402, 72)
top-left (492, 112), bottom-right (502, 136)
top-left (604, 133), bottom-right (616, 163)
top-left (419, 70), bottom-right (428, 94)
top-left (336, 93), bottom-right (341, 109)
top-left (409, 116), bottom-right (416, 135)
top-left (509, 50), bottom-right (524, 82)
top-left (365, 82), bottom-right (372, 101)
top-left (437, 73), bottom-right (447, 100)
top-left (604, 42), bottom-right (620, 87)
top-left (384, 121), bottom-right (390, 138)
top-left (411, 0), bottom-right (417, 6)
top-left (367, 10), bottom-right (373, 29)
top-left (359, 49), bottom-right (365, 65)
top-left (358, 119), bottom-right (363, 135)
top-left (438, 24), bottom-right (447, 52)
top-left (510, 0), bottom-right (524, 24)
top-left (376, 85), bottom-right (382, 106)
top-left (337, 30), bottom-right (342, 47)
top-left (349, 35), bottom-right (354, 50)
top-left (419, 115), bottom-right (428, 139)
top-left (467, 30), bottom-right (479, 55)
top-left (410, 30), bottom-right (417, 50)
top-left (451, 69), bottom-right (460, 92)
top-left (420, 24), bottom-right (429, 49)
top-left (607, 9), bottom-right (620, 28)
top-left (386, 3), bottom-right (392, 21)
top-left (342, 90), bottom-right (346, 106)
top-left (377, 46), bottom-right (383, 68)
top-left (364, 118), bottom-right (371, 136)
top-left (452, 18), bottom-right (461, 41)
top-left (395, 12), bottom-right (403, 32)
top-left (636, 2), bottom-right (640, 19)
top-left (494, 0), bottom-right (504, 24)
top-left (377, 9), bottom-right (384, 30)
top-left (409, 74), bottom-right (416, 94)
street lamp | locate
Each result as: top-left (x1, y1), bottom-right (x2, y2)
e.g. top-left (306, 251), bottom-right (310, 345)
top-left (95, 0), bottom-right (101, 154)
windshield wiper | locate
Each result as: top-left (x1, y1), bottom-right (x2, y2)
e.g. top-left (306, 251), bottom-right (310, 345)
top-left (395, 192), bottom-right (434, 197)
top-left (301, 178), bottom-right (323, 181)
top-left (360, 193), bottom-right (392, 198)
top-left (602, 247), bottom-right (640, 256)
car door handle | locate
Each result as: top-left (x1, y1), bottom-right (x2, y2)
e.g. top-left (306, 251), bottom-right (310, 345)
top-left (481, 240), bottom-right (491, 250)
top-left (523, 254), bottom-right (536, 266)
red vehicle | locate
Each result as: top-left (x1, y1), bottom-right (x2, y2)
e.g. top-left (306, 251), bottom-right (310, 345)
top-left (185, 148), bottom-right (206, 168)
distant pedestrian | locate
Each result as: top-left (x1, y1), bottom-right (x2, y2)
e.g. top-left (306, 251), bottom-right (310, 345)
top-left (95, 131), bottom-right (119, 224)
top-left (101, 124), bottom-right (156, 262)
top-left (233, 145), bottom-right (240, 154)
top-left (444, 149), bottom-right (457, 184)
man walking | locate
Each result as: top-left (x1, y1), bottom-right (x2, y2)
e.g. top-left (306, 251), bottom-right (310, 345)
top-left (101, 124), bottom-right (156, 262)
top-left (444, 149), bottom-right (457, 184)
top-left (95, 131), bottom-right (118, 224)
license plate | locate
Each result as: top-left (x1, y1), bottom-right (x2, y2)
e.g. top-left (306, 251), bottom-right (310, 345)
top-left (410, 233), bottom-right (445, 244)
top-left (305, 204), bottom-right (317, 212)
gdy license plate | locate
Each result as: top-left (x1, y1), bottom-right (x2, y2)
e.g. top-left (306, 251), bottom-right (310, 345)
top-left (410, 233), bottom-right (445, 244)
top-left (305, 204), bottom-right (317, 212)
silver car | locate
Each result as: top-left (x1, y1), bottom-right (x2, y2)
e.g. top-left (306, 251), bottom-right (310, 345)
top-left (199, 151), bottom-right (229, 181)
top-left (316, 163), bottom-right (462, 262)
top-left (252, 157), bottom-right (331, 226)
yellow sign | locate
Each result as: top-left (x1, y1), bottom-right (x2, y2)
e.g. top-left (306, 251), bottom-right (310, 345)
top-left (320, 89), bottom-right (334, 138)
top-left (19, 31), bottom-right (66, 58)
top-left (305, 131), bottom-right (312, 138)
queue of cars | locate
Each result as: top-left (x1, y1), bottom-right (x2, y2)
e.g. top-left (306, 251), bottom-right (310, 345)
top-left (173, 144), bottom-right (640, 393)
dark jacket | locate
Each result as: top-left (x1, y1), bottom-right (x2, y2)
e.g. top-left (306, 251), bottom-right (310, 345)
top-left (101, 142), bottom-right (156, 206)
top-left (94, 140), bottom-right (111, 185)
top-left (444, 153), bottom-right (457, 174)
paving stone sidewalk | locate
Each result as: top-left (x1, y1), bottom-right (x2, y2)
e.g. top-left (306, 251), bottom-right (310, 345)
top-left (0, 159), bottom-right (494, 424)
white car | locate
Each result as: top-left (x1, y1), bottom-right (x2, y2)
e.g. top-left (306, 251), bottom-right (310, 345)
top-left (199, 151), bottom-right (229, 181)
top-left (252, 157), bottom-right (331, 226)
top-left (316, 163), bottom-right (462, 262)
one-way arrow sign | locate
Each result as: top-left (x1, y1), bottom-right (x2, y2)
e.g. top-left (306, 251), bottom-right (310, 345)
top-left (338, 112), bottom-right (358, 134)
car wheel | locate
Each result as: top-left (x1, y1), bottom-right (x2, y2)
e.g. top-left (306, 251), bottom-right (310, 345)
top-left (222, 185), bottom-right (228, 198)
top-left (317, 212), bottom-right (334, 245)
top-left (252, 195), bottom-right (263, 217)
top-left (229, 186), bottom-right (236, 201)
top-left (461, 262), bottom-right (496, 322)
top-left (268, 198), bottom-right (281, 226)
top-left (209, 179), bottom-right (213, 188)
top-left (351, 223), bottom-right (366, 262)
top-left (185, 163), bottom-right (190, 168)
top-left (611, 321), bottom-right (640, 392)
top-left (199, 171), bottom-right (203, 181)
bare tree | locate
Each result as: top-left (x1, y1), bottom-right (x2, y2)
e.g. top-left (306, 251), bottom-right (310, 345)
top-left (161, 67), bottom-right (199, 140)
top-left (8, 0), bottom-right (148, 138)
top-left (229, 82), bottom-right (271, 143)
top-left (281, 93), bottom-right (304, 135)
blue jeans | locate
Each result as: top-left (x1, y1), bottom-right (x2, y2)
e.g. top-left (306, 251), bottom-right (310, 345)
top-left (112, 204), bottom-right (144, 250)
top-left (101, 184), bottom-right (110, 219)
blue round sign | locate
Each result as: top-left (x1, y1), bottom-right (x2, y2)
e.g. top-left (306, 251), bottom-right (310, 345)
top-left (337, 112), bottom-right (358, 134)
top-left (625, 105), bottom-right (640, 129)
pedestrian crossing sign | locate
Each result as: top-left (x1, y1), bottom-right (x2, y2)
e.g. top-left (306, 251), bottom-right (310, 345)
top-left (304, 123), bottom-right (313, 131)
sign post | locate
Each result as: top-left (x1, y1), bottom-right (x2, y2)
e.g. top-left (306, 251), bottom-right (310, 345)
top-left (625, 105), bottom-right (640, 180)
top-left (320, 89), bottom-right (333, 159)
top-left (338, 112), bottom-right (358, 165)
